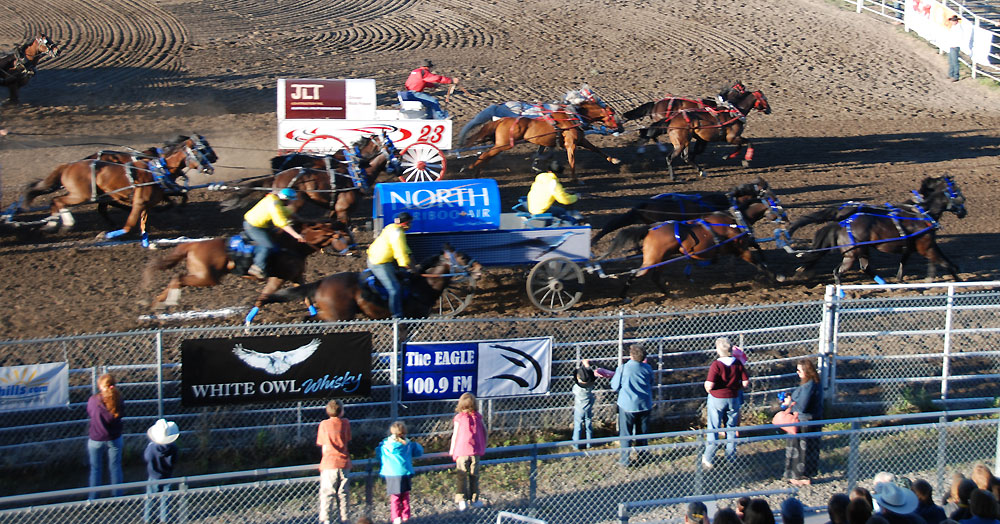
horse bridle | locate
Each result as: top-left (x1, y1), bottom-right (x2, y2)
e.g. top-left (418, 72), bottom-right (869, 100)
top-left (756, 184), bottom-right (789, 223)
top-left (35, 37), bottom-right (58, 59)
top-left (184, 134), bottom-right (216, 174)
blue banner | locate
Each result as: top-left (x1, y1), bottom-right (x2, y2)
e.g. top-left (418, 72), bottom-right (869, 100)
top-left (373, 179), bottom-right (501, 233)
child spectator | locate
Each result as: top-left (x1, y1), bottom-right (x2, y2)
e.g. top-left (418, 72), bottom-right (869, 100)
top-left (715, 508), bottom-right (743, 524)
top-left (912, 479), bottom-right (947, 524)
top-left (829, 493), bottom-right (851, 524)
top-left (685, 501), bottom-right (709, 524)
top-left (782, 498), bottom-right (806, 524)
top-left (317, 399), bottom-right (352, 524)
top-left (744, 499), bottom-right (776, 524)
top-left (143, 419), bottom-right (179, 524)
top-left (951, 479), bottom-right (979, 521)
top-left (572, 358), bottom-right (613, 450)
top-left (378, 421), bottom-right (423, 524)
top-left (965, 489), bottom-right (1000, 524)
top-left (737, 496), bottom-right (752, 520)
top-left (972, 465), bottom-right (1000, 501)
top-left (849, 497), bottom-right (874, 524)
top-left (449, 392), bottom-right (487, 511)
top-left (854, 487), bottom-right (875, 511)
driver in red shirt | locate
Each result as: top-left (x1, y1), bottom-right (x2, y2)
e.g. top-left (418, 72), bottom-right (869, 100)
top-left (400, 59), bottom-right (455, 119)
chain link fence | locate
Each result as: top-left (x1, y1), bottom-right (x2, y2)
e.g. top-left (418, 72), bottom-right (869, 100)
top-left (1, 409), bottom-right (998, 524)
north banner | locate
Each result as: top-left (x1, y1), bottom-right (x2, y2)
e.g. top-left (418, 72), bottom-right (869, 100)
top-left (0, 362), bottom-right (69, 412)
top-left (181, 333), bottom-right (371, 406)
top-left (402, 337), bottom-right (552, 401)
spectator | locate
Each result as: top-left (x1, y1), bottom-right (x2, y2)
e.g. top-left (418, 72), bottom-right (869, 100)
top-left (317, 399), bottom-right (352, 524)
top-left (744, 499), bottom-right (776, 524)
top-left (572, 358), bottom-right (613, 450)
top-left (782, 497), bottom-right (806, 524)
top-left (449, 392), bottom-right (487, 511)
top-left (701, 337), bottom-right (748, 469)
top-left (87, 373), bottom-right (124, 500)
top-left (782, 358), bottom-right (824, 485)
top-left (962, 489), bottom-right (1000, 524)
top-left (873, 481), bottom-right (929, 524)
top-left (378, 421), bottom-right (423, 524)
top-left (686, 501), bottom-right (709, 524)
top-left (873, 473), bottom-right (899, 511)
top-left (945, 475), bottom-right (968, 512)
top-left (855, 487), bottom-right (875, 510)
top-left (828, 493), bottom-right (851, 524)
top-left (972, 465), bottom-right (1000, 501)
top-left (715, 508), bottom-right (743, 524)
top-left (610, 344), bottom-right (654, 465)
top-left (849, 497), bottom-right (874, 524)
top-left (952, 479), bottom-right (980, 521)
top-left (912, 479), bottom-right (948, 524)
top-left (944, 15), bottom-right (964, 82)
top-left (143, 419), bottom-right (179, 524)
top-left (737, 496), bottom-right (752, 520)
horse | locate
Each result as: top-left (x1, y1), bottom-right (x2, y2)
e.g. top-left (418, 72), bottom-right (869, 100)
top-left (0, 35), bottom-right (58, 104)
top-left (622, 81), bottom-right (749, 154)
top-left (591, 177), bottom-right (788, 245)
top-left (21, 135), bottom-right (217, 243)
top-left (141, 221), bottom-right (356, 321)
top-left (461, 90), bottom-right (624, 183)
top-left (612, 207), bottom-right (782, 302)
top-left (792, 176), bottom-right (967, 285)
top-left (258, 246), bottom-right (482, 321)
top-left (219, 134), bottom-right (390, 226)
top-left (640, 89), bottom-right (771, 181)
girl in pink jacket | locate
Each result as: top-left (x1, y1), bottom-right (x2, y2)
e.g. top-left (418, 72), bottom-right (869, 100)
top-left (449, 393), bottom-right (487, 511)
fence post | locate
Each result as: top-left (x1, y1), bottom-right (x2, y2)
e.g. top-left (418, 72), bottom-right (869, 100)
top-left (818, 286), bottom-right (838, 404)
top-left (937, 416), bottom-right (948, 495)
top-left (941, 285), bottom-right (955, 401)
top-left (529, 444), bottom-right (538, 507)
top-left (296, 401), bottom-right (303, 441)
top-left (618, 310), bottom-right (625, 362)
top-left (972, 17), bottom-right (980, 79)
top-left (856, 0), bottom-right (863, 13)
top-left (657, 340), bottom-right (664, 402)
top-left (178, 480), bottom-right (189, 524)
top-left (366, 460), bottom-right (374, 514)
top-left (156, 331), bottom-right (164, 419)
top-left (391, 320), bottom-right (399, 422)
top-left (994, 413), bottom-right (1000, 471)
top-left (619, 502), bottom-right (630, 524)
top-left (847, 420), bottom-right (861, 493)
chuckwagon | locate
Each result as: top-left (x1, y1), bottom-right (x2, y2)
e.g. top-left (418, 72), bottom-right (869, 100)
top-left (372, 178), bottom-right (592, 315)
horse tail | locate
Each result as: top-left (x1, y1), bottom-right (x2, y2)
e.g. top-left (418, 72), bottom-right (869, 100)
top-left (592, 208), bottom-right (644, 244)
top-left (259, 280), bottom-right (320, 306)
top-left (465, 119), bottom-right (503, 146)
top-left (796, 223), bottom-right (842, 270)
top-left (219, 176), bottom-right (274, 212)
top-left (622, 102), bottom-right (655, 121)
top-left (786, 206), bottom-right (845, 237)
top-left (597, 225), bottom-right (649, 260)
top-left (22, 163), bottom-right (69, 209)
top-left (141, 243), bottom-right (191, 290)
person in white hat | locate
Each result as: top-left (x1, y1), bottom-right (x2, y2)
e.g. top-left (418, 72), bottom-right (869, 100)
top-left (144, 419), bottom-right (180, 523)
top-left (874, 481), bottom-right (927, 524)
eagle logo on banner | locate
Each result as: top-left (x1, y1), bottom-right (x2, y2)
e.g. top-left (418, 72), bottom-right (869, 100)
top-left (476, 338), bottom-right (551, 398)
top-left (232, 338), bottom-right (320, 375)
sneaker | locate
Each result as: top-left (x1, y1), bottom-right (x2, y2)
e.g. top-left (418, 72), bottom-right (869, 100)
top-left (247, 264), bottom-right (265, 279)
top-left (701, 458), bottom-right (713, 470)
top-left (457, 500), bottom-right (468, 511)
top-left (471, 500), bottom-right (485, 508)
top-left (393, 518), bottom-right (403, 524)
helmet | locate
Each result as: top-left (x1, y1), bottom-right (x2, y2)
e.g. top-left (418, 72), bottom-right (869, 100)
top-left (422, 59), bottom-right (433, 68)
top-left (395, 211), bottom-right (413, 223)
top-left (277, 188), bottom-right (296, 200)
top-left (548, 160), bottom-right (564, 175)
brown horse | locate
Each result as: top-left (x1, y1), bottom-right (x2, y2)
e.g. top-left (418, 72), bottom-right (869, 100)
top-left (142, 221), bottom-right (355, 322)
top-left (220, 135), bottom-right (390, 226)
top-left (0, 35), bottom-right (58, 104)
top-left (259, 246), bottom-right (482, 321)
top-left (21, 135), bottom-right (217, 244)
top-left (462, 98), bottom-right (623, 183)
top-left (612, 204), bottom-right (783, 302)
top-left (642, 89), bottom-right (771, 180)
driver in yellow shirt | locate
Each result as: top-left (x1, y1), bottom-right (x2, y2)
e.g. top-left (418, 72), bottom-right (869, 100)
top-left (367, 211), bottom-right (414, 319)
top-left (243, 188), bottom-right (305, 279)
top-left (527, 161), bottom-right (583, 225)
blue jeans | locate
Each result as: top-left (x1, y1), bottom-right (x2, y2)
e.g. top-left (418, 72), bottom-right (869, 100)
top-left (546, 205), bottom-right (581, 225)
top-left (243, 221), bottom-right (275, 272)
top-left (369, 262), bottom-right (404, 318)
top-left (404, 91), bottom-right (447, 120)
top-left (948, 47), bottom-right (960, 79)
top-left (702, 395), bottom-right (741, 465)
top-left (618, 409), bottom-right (650, 463)
top-left (572, 385), bottom-right (595, 448)
top-left (88, 437), bottom-right (123, 499)
top-left (143, 482), bottom-right (171, 523)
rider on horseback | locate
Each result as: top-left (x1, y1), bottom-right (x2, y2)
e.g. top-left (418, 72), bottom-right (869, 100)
top-left (400, 59), bottom-right (455, 120)
top-left (367, 211), bottom-right (415, 319)
top-left (242, 188), bottom-right (305, 280)
top-left (526, 161), bottom-right (583, 225)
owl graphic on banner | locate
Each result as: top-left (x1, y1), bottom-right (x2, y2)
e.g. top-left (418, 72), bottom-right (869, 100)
top-left (476, 338), bottom-right (552, 398)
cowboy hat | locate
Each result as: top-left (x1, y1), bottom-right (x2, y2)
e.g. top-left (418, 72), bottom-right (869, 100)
top-left (147, 419), bottom-right (180, 445)
top-left (873, 481), bottom-right (918, 515)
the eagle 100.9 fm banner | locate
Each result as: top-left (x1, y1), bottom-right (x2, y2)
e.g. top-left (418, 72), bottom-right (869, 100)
top-left (181, 333), bottom-right (371, 406)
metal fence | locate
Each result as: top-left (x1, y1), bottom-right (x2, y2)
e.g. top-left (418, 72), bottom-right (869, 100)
top-left (2, 408), bottom-right (998, 524)
top-left (839, 0), bottom-right (1000, 82)
top-left (2, 282), bottom-right (1000, 474)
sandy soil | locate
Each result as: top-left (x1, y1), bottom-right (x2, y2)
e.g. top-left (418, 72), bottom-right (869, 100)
top-left (1, 0), bottom-right (998, 340)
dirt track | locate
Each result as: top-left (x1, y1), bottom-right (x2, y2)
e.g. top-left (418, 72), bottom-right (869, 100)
top-left (1, 0), bottom-right (999, 341)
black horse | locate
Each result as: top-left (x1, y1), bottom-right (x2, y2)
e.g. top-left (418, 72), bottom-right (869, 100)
top-left (1, 36), bottom-right (58, 104)
top-left (592, 178), bottom-right (789, 246)
top-left (792, 176), bottom-right (967, 285)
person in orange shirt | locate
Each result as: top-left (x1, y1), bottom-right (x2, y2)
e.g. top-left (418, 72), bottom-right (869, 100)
top-left (317, 399), bottom-right (352, 524)
top-left (401, 59), bottom-right (455, 119)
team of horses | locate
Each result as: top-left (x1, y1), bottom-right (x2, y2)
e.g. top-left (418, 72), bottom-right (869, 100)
top-left (1, 35), bottom-right (58, 104)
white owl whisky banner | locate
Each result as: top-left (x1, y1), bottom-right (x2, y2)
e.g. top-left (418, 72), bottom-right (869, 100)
top-left (180, 333), bottom-right (372, 406)
top-left (402, 337), bottom-right (552, 401)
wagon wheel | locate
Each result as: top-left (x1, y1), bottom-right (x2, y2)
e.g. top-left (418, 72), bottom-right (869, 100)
top-left (526, 257), bottom-right (585, 312)
top-left (297, 135), bottom-right (349, 154)
top-left (398, 142), bottom-right (446, 182)
top-left (431, 271), bottom-right (476, 318)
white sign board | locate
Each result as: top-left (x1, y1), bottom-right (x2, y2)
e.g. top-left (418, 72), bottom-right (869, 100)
top-left (277, 78), bottom-right (377, 121)
top-left (0, 362), bottom-right (69, 412)
top-left (278, 119), bottom-right (452, 152)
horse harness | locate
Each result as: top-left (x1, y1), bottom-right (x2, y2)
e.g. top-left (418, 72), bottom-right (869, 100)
top-left (0, 46), bottom-right (35, 81)
top-left (837, 202), bottom-right (937, 250)
top-left (649, 209), bottom-right (752, 261)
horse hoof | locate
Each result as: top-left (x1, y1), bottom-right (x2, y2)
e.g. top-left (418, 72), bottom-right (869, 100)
top-left (610, 158), bottom-right (621, 165)
top-left (775, 274), bottom-right (786, 283)
top-left (741, 160), bottom-right (750, 168)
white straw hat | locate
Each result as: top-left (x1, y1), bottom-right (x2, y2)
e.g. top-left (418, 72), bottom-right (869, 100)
top-left (147, 419), bottom-right (180, 445)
